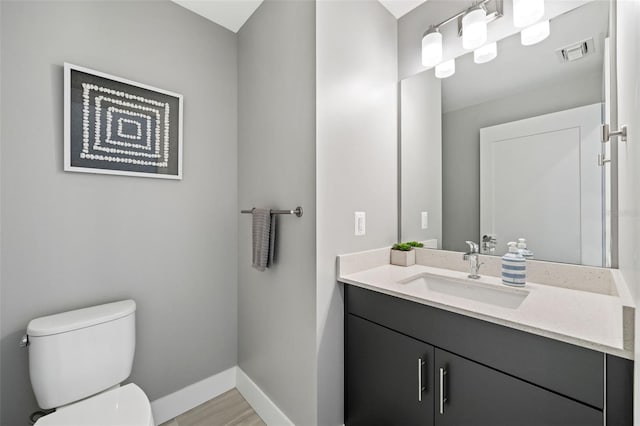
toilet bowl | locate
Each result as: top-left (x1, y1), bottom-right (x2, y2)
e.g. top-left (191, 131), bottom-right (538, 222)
top-left (25, 300), bottom-right (154, 426)
top-left (34, 384), bottom-right (153, 426)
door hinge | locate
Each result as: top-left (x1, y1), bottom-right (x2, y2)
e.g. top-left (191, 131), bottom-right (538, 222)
top-left (601, 123), bottom-right (628, 143)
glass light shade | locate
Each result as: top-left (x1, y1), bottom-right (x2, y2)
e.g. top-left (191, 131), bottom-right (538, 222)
top-left (435, 59), bottom-right (455, 79)
top-left (474, 42), bottom-right (497, 64)
top-left (521, 20), bottom-right (550, 46)
top-left (422, 30), bottom-right (443, 67)
top-left (462, 8), bottom-right (487, 50)
top-left (513, 0), bottom-right (544, 28)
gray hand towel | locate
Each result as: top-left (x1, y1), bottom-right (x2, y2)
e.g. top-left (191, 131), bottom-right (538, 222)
top-left (252, 208), bottom-right (276, 271)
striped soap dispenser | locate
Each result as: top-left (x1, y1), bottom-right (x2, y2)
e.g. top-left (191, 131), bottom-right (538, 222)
top-left (502, 242), bottom-right (526, 287)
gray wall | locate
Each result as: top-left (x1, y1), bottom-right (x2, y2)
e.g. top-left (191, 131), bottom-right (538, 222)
top-left (441, 71), bottom-right (603, 252)
top-left (0, 2), bottom-right (238, 425)
top-left (237, 0), bottom-right (317, 424)
top-left (316, 2), bottom-right (397, 424)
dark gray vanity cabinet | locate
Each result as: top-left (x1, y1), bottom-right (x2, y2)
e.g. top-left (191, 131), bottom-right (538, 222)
top-left (345, 285), bottom-right (633, 426)
top-left (346, 315), bottom-right (434, 426)
top-left (434, 349), bottom-right (601, 426)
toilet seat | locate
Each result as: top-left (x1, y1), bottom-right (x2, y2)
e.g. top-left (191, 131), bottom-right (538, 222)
top-left (35, 383), bottom-right (154, 426)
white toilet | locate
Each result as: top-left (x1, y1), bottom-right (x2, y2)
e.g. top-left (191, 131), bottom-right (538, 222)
top-left (25, 300), bottom-right (154, 426)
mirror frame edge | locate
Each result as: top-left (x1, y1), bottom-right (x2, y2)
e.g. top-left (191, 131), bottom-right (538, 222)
top-left (609, 0), bottom-right (619, 268)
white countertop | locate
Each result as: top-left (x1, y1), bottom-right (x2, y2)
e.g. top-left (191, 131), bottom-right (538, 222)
top-left (339, 262), bottom-right (631, 359)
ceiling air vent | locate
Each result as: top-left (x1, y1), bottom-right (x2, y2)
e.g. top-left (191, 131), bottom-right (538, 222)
top-left (555, 38), bottom-right (596, 63)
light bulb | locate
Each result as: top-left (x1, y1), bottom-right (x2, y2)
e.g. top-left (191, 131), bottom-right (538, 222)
top-left (462, 7), bottom-right (487, 50)
top-left (435, 59), bottom-right (455, 79)
top-left (474, 42), bottom-right (497, 64)
top-left (422, 28), bottom-right (442, 67)
top-left (521, 20), bottom-right (550, 46)
top-left (513, 0), bottom-right (544, 28)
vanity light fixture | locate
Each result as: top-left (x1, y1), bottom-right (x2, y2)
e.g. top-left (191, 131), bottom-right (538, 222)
top-left (418, 1), bottom-right (555, 87)
top-left (513, 0), bottom-right (544, 28)
top-left (419, 0), bottom-right (504, 75)
top-left (474, 42), bottom-right (497, 63)
top-left (521, 19), bottom-right (550, 46)
top-left (462, 6), bottom-right (488, 50)
top-left (422, 27), bottom-right (443, 67)
top-left (435, 59), bottom-right (456, 78)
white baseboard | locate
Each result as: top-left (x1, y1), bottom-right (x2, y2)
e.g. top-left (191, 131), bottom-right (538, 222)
top-left (150, 366), bottom-right (236, 425)
top-left (236, 367), bottom-right (295, 426)
top-left (150, 366), bottom-right (293, 426)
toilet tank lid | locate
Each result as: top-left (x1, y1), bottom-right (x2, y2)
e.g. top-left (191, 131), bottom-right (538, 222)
top-left (27, 300), bottom-right (136, 337)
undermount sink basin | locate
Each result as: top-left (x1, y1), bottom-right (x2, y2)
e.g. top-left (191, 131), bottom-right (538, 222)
top-left (398, 273), bottom-right (529, 309)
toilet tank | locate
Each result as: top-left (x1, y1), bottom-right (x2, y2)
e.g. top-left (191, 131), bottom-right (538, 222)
top-left (27, 300), bottom-right (136, 409)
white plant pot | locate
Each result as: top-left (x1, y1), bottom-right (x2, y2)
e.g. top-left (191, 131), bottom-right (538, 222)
top-left (391, 249), bottom-right (416, 266)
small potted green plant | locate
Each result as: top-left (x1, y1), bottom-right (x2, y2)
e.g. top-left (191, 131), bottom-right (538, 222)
top-left (391, 241), bottom-right (424, 266)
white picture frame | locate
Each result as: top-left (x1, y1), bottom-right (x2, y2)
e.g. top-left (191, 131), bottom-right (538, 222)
top-left (64, 63), bottom-right (184, 179)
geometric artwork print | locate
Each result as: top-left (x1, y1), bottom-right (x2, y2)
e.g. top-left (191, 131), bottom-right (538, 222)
top-left (65, 63), bottom-right (183, 179)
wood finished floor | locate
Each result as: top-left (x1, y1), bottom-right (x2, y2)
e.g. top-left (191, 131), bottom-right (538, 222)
top-left (160, 389), bottom-right (266, 426)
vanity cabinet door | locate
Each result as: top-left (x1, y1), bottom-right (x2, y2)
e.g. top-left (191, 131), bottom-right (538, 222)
top-left (346, 314), bottom-right (434, 426)
top-left (434, 348), bottom-right (602, 426)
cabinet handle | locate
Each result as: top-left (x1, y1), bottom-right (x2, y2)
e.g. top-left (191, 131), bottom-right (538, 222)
top-left (439, 367), bottom-right (448, 414)
top-left (417, 358), bottom-right (426, 401)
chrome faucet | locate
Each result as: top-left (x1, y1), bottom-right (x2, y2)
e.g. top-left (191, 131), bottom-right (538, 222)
top-left (463, 241), bottom-right (482, 279)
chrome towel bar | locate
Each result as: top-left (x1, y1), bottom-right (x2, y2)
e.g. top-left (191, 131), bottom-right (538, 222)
top-left (241, 206), bottom-right (303, 218)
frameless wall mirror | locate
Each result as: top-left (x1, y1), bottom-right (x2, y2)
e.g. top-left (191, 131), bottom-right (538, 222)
top-left (400, 0), bottom-right (613, 267)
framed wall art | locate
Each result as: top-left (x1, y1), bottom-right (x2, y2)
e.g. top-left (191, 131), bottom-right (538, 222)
top-left (64, 63), bottom-right (183, 179)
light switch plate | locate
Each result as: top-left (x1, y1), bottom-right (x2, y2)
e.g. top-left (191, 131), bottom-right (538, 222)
top-left (355, 212), bottom-right (366, 236)
top-left (421, 211), bottom-right (429, 229)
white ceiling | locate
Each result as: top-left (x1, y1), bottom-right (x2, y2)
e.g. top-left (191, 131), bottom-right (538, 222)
top-left (378, 0), bottom-right (427, 18)
top-left (171, 0), bottom-right (427, 33)
top-left (171, 0), bottom-right (263, 33)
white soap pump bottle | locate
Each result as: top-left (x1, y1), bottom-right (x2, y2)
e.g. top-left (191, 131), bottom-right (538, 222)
top-left (502, 242), bottom-right (526, 287)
